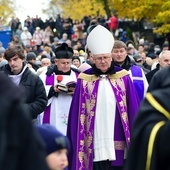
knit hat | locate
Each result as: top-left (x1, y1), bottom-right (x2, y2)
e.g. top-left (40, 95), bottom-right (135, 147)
top-left (26, 52), bottom-right (36, 61)
top-left (55, 43), bottom-right (73, 59)
top-left (133, 54), bottom-right (142, 62)
top-left (35, 124), bottom-right (70, 155)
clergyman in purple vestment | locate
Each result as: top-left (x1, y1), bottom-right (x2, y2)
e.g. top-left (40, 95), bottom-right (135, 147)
top-left (67, 25), bottom-right (140, 170)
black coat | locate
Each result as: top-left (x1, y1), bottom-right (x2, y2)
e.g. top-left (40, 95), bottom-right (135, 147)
top-left (2, 63), bottom-right (48, 119)
top-left (124, 66), bottom-right (170, 170)
top-left (0, 73), bottom-right (49, 170)
top-left (114, 55), bottom-right (135, 71)
top-left (146, 63), bottom-right (160, 84)
top-left (147, 66), bottom-right (170, 92)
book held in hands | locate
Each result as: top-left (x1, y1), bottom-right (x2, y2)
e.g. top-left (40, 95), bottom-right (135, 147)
top-left (57, 81), bottom-right (77, 92)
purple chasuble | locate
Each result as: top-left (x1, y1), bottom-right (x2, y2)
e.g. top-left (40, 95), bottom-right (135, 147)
top-left (67, 68), bottom-right (140, 170)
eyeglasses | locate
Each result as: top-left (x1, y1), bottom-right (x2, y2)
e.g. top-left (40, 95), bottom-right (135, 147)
top-left (95, 56), bottom-right (111, 62)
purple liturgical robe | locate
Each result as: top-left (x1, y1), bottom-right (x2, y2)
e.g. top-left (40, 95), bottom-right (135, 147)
top-left (67, 67), bottom-right (140, 170)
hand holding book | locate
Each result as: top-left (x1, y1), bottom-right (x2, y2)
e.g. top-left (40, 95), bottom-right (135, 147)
top-left (56, 75), bottom-right (76, 93)
top-left (57, 81), bottom-right (76, 92)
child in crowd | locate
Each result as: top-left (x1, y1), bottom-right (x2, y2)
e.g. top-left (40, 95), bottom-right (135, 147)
top-left (35, 124), bottom-right (70, 170)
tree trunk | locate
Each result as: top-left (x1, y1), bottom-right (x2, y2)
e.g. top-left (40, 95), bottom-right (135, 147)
top-left (103, 0), bottom-right (111, 18)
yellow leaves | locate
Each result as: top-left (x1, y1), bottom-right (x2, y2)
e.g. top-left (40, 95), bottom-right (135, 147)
top-left (60, 0), bottom-right (105, 20)
top-left (154, 11), bottom-right (170, 24)
top-left (161, 1), bottom-right (170, 10)
top-left (153, 1), bottom-right (170, 34)
top-left (48, 0), bottom-right (170, 35)
top-left (154, 24), bottom-right (170, 35)
top-left (0, 0), bottom-right (15, 23)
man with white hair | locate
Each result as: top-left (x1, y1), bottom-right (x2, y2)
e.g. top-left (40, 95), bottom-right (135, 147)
top-left (146, 50), bottom-right (170, 87)
top-left (36, 58), bottom-right (51, 76)
top-left (146, 50), bottom-right (170, 84)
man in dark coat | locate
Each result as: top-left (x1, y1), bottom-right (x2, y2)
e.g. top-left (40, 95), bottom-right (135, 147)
top-left (148, 65), bottom-right (170, 92)
top-left (146, 50), bottom-right (170, 84)
top-left (1, 44), bottom-right (47, 123)
top-left (0, 72), bottom-right (49, 170)
top-left (124, 66), bottom-right (170, 170)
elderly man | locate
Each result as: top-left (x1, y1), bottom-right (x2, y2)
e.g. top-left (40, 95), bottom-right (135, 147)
top-left (39, 43), bottom-right (80, 135)
top-left (67, 25), bottom-right (140, 170)
top-left (146, 50), bottom-right (170, 85)
top-left (36, 58), bottom-right (51, 76)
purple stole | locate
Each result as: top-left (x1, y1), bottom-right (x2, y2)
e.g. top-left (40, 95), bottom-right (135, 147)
top-left (77, 71), bottom-right (130, 170)
top-left (130, 65), bottom-right (144, 101)
top-left (43, 75), bottom-right (55, 123)
top-left (43, 72), bottom-right (79, 123)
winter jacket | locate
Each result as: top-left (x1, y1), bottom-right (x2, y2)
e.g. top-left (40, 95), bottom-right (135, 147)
top-left (2, 63), bottom-right (48, 119)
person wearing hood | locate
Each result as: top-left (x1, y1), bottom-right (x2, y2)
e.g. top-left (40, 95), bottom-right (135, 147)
top-left (119, 31), bottom-right (130, 43)
top-left (124, 66), bottom-right (170, 170)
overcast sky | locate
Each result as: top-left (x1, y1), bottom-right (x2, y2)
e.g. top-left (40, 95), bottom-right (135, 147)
top-left (14, 0), bottom-right (48, 24)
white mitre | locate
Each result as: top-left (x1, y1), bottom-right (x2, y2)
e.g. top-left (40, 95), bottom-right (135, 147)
top-left (87, 25), bottom-right (114, 55)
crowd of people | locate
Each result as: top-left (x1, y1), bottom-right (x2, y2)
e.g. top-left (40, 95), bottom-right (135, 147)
top-left (0, 13), bottom-right (170, 170)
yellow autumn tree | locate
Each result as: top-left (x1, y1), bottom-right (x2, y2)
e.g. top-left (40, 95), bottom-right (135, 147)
top-left (153, 0), bottom-right (170, 35)
top-left (46, 0), bottom-right (162, 21)
top-left (109, 0), bottom-right (170, 35)
top-left (45, 0), bottom-right (170, 34)
top-left (109, 0), bottom-right (162, 20)
top-left (0, 0), bottom-right (15, 24)
top-left (44, 0), bottom-right (108, 20)
top-left (52, 0), bottom-right (106, 20)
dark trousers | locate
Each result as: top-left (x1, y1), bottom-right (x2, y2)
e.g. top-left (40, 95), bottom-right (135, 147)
top-left (93, 161), bottom-right (123, 170)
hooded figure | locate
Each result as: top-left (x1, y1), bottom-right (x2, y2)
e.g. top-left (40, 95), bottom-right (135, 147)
top-left (119, 31), bottom-right (130, 43)
top-left (125, 66), bottom-right (170, 170)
